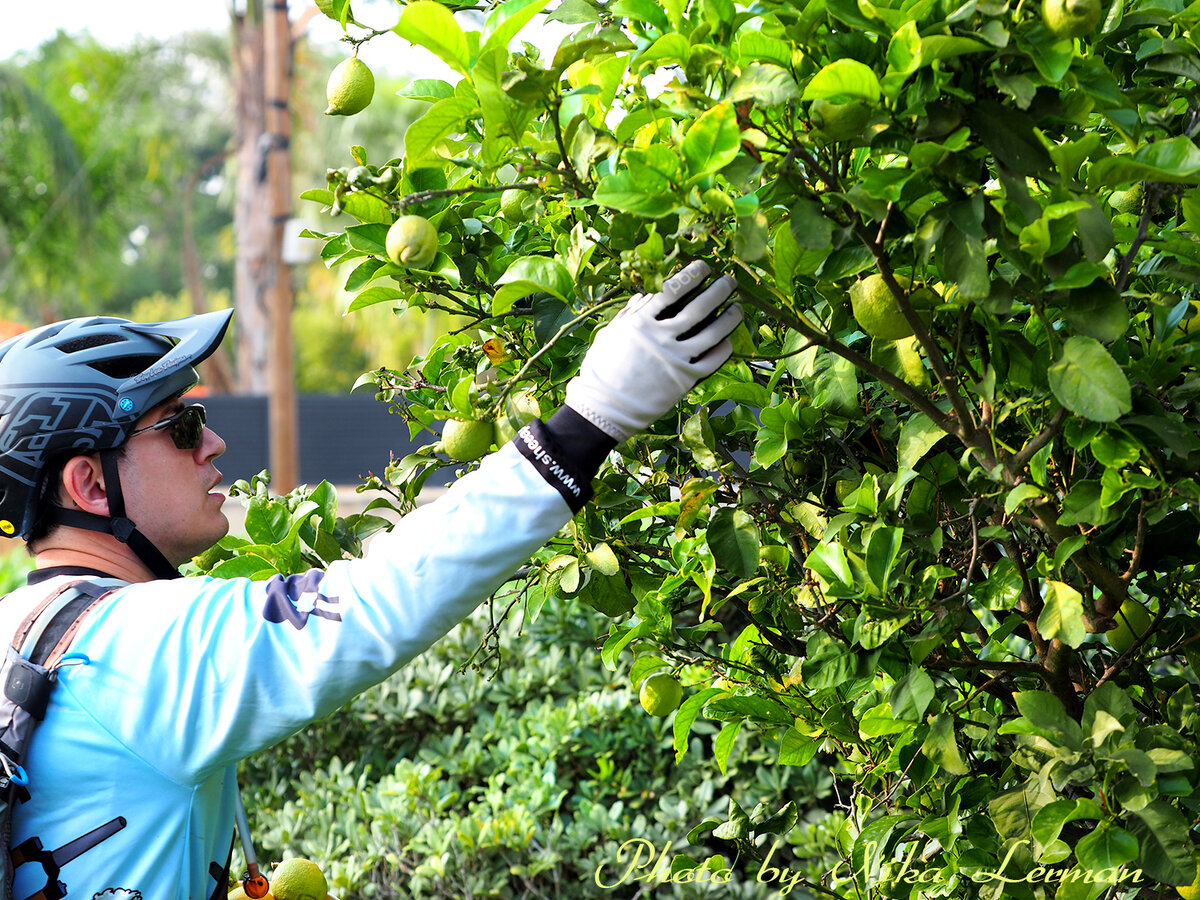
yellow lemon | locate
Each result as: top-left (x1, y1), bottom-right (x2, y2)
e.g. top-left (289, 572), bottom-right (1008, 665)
top-left (385, 215), bottom-right (439, 269)
top-left (271, 859), bottom-right (328, 900)
top-left (1041, 0), bottom-right (1103, 38)
top-left (639, 673), bottom-right (683, 717)
top-left (442, 418), bottom-right (494, 462)
top-left (850, 273), bottom-right (915, 341)
top-left (324, 57), bottom-right (374, 116)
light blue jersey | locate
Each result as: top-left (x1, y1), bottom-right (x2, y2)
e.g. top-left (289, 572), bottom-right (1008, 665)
top-left (5, 442), bottom-right (573, 900)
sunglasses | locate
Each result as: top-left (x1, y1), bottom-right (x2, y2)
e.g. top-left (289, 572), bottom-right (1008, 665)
top-left (127, 403), bottom-right (208, 450)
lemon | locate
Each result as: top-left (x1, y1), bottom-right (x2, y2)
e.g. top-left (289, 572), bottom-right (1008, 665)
top-left (442, 418), bottom-right (494, 462)
top-left (1108, 184), bottom-right (1143, 215)
top-left (810, 99), bottom-right (872, 141)
top-left (493, 391), bottom-right (541, 447)
top-left (500, 189), bottom-right (529, 223)
top-left (270, 859), bottom-right (328, 900)
top-left (849, 273), bottom-right (915, 341)
top-left (1177, 855), bottom-right (1200, 900)
top-left (639, 672), bottom-right (683, 717)
top-left (1105, 597), bottom-right (1152, 654)
top-left (325, 57), bottom-right (374, 116)
top-left (1041, 0), bottom-right (1103, 38)
top-left (386, 215), bottom-right (439, 269)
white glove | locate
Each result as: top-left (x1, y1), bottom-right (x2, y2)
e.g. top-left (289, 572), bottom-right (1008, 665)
top-left (565, 261), bottom-right (743, 441)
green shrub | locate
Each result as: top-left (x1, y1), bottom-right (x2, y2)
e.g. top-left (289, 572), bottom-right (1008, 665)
top-left (238, 594), bottom-right (832, 898)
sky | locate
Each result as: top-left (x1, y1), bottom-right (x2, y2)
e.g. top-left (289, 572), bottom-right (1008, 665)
top-left (0, 0), bottom-right (440, 76)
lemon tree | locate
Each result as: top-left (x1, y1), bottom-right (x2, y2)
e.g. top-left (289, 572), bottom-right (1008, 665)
top-left (280, 0), bottom-right (1200, 893)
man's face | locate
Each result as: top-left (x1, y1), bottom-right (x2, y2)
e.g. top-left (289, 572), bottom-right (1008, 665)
top-left (117, 397), bottom-right (229, 565)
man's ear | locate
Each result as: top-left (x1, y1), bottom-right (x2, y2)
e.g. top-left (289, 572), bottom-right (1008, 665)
top-left (60, 455), bottom-right (109, 516)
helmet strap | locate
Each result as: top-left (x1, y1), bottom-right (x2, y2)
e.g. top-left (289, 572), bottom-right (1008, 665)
top-left (47, 450), bottom-right (181, 580)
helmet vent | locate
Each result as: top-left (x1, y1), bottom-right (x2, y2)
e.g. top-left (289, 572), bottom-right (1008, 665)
top-left (56, 334), bottom-right (124, 354)
top-left (88, 355), bottom-right (163, 380)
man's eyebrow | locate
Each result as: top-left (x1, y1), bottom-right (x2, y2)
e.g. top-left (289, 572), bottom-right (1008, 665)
top-left (155, 401), bottom-right (185, 422)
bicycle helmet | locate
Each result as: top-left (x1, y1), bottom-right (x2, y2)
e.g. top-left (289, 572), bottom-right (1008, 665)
top-left (0, 309), bottom-right (233, 578)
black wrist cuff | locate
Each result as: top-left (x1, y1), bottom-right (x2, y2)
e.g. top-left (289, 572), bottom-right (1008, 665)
top-left (513, 408), bottom-right (616, 513)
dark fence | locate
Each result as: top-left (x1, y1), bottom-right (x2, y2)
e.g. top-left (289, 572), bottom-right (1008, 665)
top-left (203, 395), bottom-right (450, 487)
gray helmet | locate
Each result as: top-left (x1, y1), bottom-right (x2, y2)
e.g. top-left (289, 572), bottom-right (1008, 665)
top-left (0, 310), bottom-right (233, 564)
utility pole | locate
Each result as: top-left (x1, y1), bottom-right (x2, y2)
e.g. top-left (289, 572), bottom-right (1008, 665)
top-left (233, 0), bottom-right (298, 492)
top-left (264, 0), bottom-right (298, 492)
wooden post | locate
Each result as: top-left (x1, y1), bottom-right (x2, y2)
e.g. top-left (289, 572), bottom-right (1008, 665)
top-left (264, 0), bottom-right (298, 492)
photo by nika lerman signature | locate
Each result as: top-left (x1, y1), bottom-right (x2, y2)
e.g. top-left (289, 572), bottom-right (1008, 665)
top-left (591, 836), bottom-right (1148, 896)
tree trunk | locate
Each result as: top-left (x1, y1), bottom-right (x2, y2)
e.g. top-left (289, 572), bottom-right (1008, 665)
top-left (232, 4), bottom-right (270, 395)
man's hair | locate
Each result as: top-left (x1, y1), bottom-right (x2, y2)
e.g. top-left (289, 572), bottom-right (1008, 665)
top-left (26, 444), bottom-right (129, 549)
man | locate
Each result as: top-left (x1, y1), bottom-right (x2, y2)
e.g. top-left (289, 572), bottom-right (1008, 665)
top-left (0, 261), bottom-right (741, 900)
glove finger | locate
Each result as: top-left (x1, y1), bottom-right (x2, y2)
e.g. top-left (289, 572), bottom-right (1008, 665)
top-left (648, 261), bottom-right (715, 320)
top-left (671, 275), bottom-right (738, 339)
top-left (683, 303), bottom-right (744, 365)
top-left (614, 293), bottom-right (648, 320)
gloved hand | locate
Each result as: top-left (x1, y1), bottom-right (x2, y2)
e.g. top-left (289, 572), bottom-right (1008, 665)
top-left (565, 261), bottom-right (743, 441)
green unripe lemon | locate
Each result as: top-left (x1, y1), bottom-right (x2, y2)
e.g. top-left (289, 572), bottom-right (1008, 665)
top-left (849, 273), bottom-right (915, 341)
top-left (1106, 597), bottom-right (1152, 654)
top-left (500, 189), bottom-right (529, 223)
top-left (325, 57), bottom-right (374, 116)
top-left (1041, 0), bottom-right (1103, 38)
top-left (810, 99), bottom-right (872, 141)
top-left (1108, 184), bottom-right (1143, 215)
top-left (639, 673), bottom-right (683, 717)
top-left (442, 418), bottom-right (494, 462)
top-left (270, 858), bottom-right (327, 900)
top-left (386, 215), bottom-right (439, 269)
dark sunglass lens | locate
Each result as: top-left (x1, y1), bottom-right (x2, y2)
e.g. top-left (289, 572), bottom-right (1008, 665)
top-left (171, 407), bottom-right (205, 449)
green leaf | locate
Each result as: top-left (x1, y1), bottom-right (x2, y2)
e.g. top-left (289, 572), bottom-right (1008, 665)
top-left (493, 257), bottom-right (573, 313)
top-left (347, 286), bottom-right (404, 312)
top-left (802, 59), bottom-right (882, 102)
top-left (725, 63), bottom-right (799, 105)
top-left (787, 718), bottom-right (839, 760)
top-left (584, 541), bottom-right (620, 576)
top-left (707, 508), bottom-right (761, 578)
top-left (714, 720), bottom-right (742, 774)
top-left (1075, 824), bottom-right (1138, 872)
top-left (593, 170), bottom-right (678, 217)
top-left (897, 413), bottom-right (948, 471)
top-left (1037, 580), bottom-right (1087, 648)
top-left (680, 103), bottom-right (741, 181)
top-left (1126, 801), bottom-right (1195, 884)
top-left (865, 526), bottom-right (903, 594)
top-left (404, 95), bottom-right (477, 162)
top-left (394, 1), bottom-right (473, 76)
top-left (611, 0), bottom-right (670, 30)
top-left (1004, 483), bottom-right (1043, 515)
top-left (890, 667), bottom-right (936, 721)
top-left (480, 0), bottom-right (551, 54)
top-left (1048, 337), bottom-right (1132, 422)
top-left (673, 687), bottom-right (726, 761)
top-left (920, 713), bottom-right (969, 775)
top-left (1089, 136), bottom-right (1200, 189)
